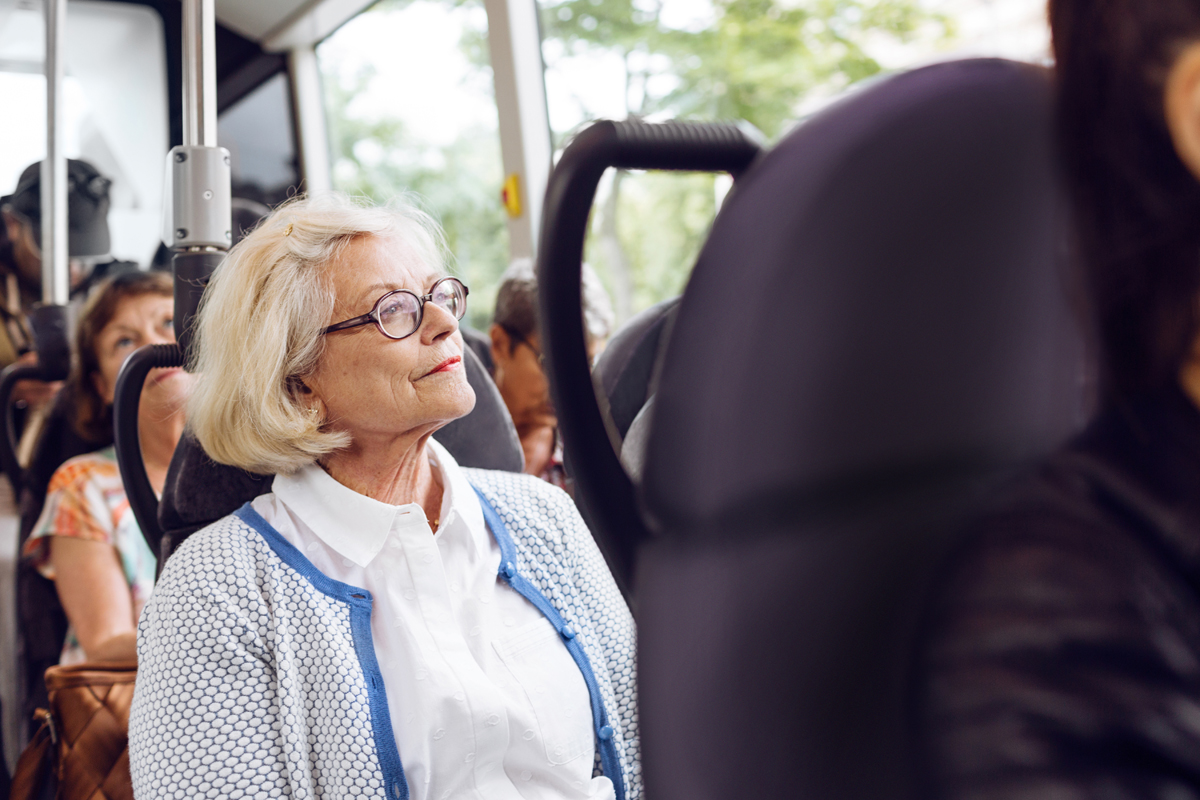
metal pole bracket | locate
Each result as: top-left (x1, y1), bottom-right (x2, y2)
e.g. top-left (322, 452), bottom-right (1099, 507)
top-left (165, 145), bottom-right (233, 250)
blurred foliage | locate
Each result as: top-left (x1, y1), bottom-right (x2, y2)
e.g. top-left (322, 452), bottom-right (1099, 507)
top-left (321, 0), bottom-right (953, 328)
top-left (320, 3), bottom-right (509, 331)
top-left (541, 0), bottom-right (953, 322)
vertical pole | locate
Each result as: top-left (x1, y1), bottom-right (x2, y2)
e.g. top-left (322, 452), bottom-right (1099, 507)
top-left (41, 0), bottom-right (68, 306)
top-left (182, 0), bottom-right (217, 148)
top-left (483, 0), bottom-right (553, 260)
top-left (289, 46), bottom-right (333, 194)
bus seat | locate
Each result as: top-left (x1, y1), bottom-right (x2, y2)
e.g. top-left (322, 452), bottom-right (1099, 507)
top-left (571, 298), bottom-right (677, 556)
top-left (156, 343), bottom-right (523, 564)
top-left (592, 297), bottom-right (679, 444)
top-left (634, 58), bottom-right (1089, 800)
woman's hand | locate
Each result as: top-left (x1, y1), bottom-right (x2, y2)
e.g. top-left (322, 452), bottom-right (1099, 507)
top-left (49, 535), bottom-right (138, 662)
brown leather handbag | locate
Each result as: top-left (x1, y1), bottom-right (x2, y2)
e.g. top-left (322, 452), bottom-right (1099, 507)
top-left (9, 662), bottom-right (137, 800)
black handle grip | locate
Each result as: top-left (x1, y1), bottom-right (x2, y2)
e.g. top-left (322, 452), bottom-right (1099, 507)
top-left (29, 304), bottom-right (71, 382)
top-left (113, 343), bottom-right (183, 558)
top-left (173, 251), bottom-right (222, 365)
top-left (537, 119), bottom-right (763, 603)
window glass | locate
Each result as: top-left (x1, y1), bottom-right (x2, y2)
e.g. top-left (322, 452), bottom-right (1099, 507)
top-left (218, 72), bottom-right (302, 208)
top-left (539, 0), bottom-right (1049, 326)
top-left (0, 0), bottom-right (169, 265)
top-left (318, 0), bottom-right (508, 331)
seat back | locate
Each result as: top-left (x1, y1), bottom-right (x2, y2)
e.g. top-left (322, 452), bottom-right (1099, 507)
top-left (156, 343), bottom-right (523, 564)
top-left (636, 59), bottom-right (1090, 800)
top-left (591, 297), bottom-right (679, 444)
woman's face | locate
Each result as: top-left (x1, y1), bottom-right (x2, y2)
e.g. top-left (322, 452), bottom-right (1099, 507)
top-left (304, 234), bottom-right (476, 447)
top-left (92, 292), bottom-right (191, 411)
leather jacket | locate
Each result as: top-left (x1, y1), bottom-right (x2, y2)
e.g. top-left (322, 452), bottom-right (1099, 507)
top-left (920, 386), bottom-right (1200, 798)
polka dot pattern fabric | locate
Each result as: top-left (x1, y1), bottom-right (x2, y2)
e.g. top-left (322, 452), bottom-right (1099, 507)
top-left (129, 468), bottom-right (640, 800)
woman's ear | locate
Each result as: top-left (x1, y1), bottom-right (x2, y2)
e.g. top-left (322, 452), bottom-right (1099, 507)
top-left (1164, 42), bottom-right (1200, 181)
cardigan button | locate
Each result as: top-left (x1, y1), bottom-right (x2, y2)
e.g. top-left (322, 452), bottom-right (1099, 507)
top-left (598, 725), bottom-right (614, 741)
top-left (502, 562), bottom-right (516, 579)
top-left (560, 626), bottom-right (576, 640)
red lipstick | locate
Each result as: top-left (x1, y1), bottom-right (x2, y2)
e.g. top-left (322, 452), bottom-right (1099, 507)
top-left (426, 355), bottom-right (461, 376)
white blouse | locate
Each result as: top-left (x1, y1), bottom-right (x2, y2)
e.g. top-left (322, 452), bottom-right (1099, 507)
top-left (250, 439), bottom-right (614, 800)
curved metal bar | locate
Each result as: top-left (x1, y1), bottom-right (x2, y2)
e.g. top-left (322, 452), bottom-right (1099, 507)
top-left (0, 364), bottom-right (42, 494)
top-left (112, 343), bottom-right (183, 558)
top-left (536, 119), bottom-right (763, 603)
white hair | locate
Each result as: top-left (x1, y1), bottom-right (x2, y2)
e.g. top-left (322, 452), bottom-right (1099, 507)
top-left (186, 192), bottom-right (449, 474)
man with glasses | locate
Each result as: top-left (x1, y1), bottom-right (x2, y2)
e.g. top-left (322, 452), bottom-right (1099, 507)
top-left (478, 258), bottom-right (613, 493)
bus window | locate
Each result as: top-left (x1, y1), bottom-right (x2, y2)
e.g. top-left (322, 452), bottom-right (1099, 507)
top-left (0, 0), bottom-right (168, 266)
top-left (218, 72), bottom-right (302, 207)
top-left (537, 0), bottom-right (1048, 327)
top-left (317, 0), bottom-right (509, 332)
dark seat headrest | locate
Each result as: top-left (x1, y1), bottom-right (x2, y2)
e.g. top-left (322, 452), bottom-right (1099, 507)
top-left (633, 58), bottom-right (1090, 800)
top-left (157, 343), bottom-right (523, 563)
top-left (643, 58), bottom-right (1088, 535)
top-left (592, 297), bottom-right (679, 443)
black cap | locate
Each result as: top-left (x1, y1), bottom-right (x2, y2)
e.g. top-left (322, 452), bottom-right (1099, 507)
top-left (2, 159), bottom-right (111, 257)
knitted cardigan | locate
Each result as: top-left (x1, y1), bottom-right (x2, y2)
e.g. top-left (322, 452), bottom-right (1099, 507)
top-left (129, 468), bottom-right (640, 800)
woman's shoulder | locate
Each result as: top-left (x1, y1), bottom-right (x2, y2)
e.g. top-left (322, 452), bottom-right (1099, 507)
top-left (46, 446), bottom-right (119, 493)
top-left (154, 508), bottom-right (281, 597)
top-left (919, 434), bottom-right (1200, 793)
top-left (463, 467), bottom-right (579, 524)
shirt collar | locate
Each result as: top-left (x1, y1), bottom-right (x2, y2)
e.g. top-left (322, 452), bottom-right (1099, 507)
top-left (271, 438), bottom-right (483, 568)
top-left (428, 437), bottom-right (485, 543)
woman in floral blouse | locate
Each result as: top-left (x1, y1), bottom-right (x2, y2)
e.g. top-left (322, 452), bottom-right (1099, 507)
top-left (24, 271), bottom-right (190, 664)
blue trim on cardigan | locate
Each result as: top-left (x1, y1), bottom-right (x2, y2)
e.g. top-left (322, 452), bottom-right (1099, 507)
top-left (234, 503), bottom-right (409, 800)
top-left (471, 486), bottom-right (626, 800)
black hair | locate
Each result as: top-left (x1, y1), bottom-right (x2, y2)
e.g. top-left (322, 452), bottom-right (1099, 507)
top-left (1051, 0), bottom-right (1200, 398)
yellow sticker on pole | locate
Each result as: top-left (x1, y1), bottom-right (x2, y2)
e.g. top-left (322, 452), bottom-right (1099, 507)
top-left (501, 173), bottom-right (521, 218)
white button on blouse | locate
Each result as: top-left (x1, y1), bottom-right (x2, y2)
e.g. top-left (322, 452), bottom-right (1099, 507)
top-left (251, 439), bottom-right (613, 800)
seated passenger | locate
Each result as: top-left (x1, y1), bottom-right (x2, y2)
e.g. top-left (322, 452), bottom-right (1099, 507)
top-left (129, 195), bottom-right (639, 800)
top-left (920, 0), bottom-right (1200, 794)
top-left (485, 259), bottom-right (613, 490)
top-left (23, 271), bottom-right (188, 664)
top-left (0, 159), bottom-right (127, 416)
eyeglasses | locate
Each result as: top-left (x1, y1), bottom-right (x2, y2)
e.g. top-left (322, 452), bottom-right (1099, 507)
top-left (503, 325), bottom-right (544, 367)
top-left (323, 277), bottom-right (469, 340)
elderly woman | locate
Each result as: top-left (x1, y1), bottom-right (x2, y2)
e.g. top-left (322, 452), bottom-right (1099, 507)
top-left (128, 194), bottom-right (639, 800)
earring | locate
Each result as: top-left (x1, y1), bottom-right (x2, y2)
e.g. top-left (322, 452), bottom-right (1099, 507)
top-left (309, 406), bottom-right (319, 416)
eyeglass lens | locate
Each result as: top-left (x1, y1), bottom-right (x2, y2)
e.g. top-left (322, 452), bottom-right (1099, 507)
top-left (378, 279), bottom-right (467, 338)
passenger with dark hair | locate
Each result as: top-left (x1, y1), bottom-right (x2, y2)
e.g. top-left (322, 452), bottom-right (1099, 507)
top-left (920, 1), bottom-right (1200, 795)
top-left (487, 259), bottom-right (613, 490)
top-left (22, 271), bottom-right (188, 665)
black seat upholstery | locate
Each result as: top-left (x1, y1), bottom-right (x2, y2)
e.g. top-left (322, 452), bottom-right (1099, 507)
top-left (634, 59), bottom-right (1089, 800)
top-left (592, 297), bottom-right (679, 445)
top-left (156, 343), bottom-right (523, 564)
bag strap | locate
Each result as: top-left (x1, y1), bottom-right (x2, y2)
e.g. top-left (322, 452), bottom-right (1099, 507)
top-left (9, 710), bottom-right (58, 800)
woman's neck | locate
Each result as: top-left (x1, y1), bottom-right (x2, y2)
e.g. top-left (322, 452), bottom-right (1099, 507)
top-left (138, 407), bottom-right (186, 496)
top-left (320, 433), bottom-right (443, 525)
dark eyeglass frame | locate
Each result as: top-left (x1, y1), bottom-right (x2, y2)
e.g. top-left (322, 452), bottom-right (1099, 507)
top-left (322, 276), bottom-right (470, 340)
top-left (502, 324), bottom-right (544, 367)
